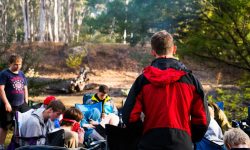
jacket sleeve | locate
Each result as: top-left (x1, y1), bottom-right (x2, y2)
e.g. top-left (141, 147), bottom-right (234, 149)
top-left (122, 75), bottom-right (145, 125)
top-left (190, 74), bottom-right (210, 142)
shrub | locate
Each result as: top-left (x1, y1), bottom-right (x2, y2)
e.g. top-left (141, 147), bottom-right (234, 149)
top-left (66, 51), bottom-right (86, 69)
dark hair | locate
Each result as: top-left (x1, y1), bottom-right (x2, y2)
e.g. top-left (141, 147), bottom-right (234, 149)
top-left (9, 54), bottom-right (22, 64)
top-left (99, 85), bottom-right (109, 94)
top-left (61, 107), bottom-right (83, 126)
top-left (46, 100), bottom-right (66, 113)
top-left (151, 30), bottom-right (174, 55)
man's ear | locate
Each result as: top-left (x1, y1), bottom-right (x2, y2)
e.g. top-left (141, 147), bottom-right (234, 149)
top-left (151, 50), bottom-right (157, 57)
top-left (172, 45), bottom-right (177, 55)
top-left (47, 107), bottom-right (53, 113)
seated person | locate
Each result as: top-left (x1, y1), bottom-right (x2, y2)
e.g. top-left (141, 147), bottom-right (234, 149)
top-left (86, 85), bottom-right (119, 128)
top-left (224, 128), bottom-right (250, 150)
top-left (209, 101), bottom-right (232, 133)
top-left (60, 107), bottom-right (85, 148)
top-left (20, 100), bottom-right (66, 146)
top-left (42, 96), bottom-right (61, 128)
top-left (205, 106), bottom-right (224, 146)
top-left (195, 106), bottom-right (225, 150)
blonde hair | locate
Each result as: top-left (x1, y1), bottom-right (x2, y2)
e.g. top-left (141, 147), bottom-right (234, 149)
top-left (224, 128), bottom-right (250, 149)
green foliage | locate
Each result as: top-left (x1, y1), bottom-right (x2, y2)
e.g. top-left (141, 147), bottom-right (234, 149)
top-left (85, 0), bottom-right (250, 72)
top-left (84, 0), bottom-right (127, 43)
top-left (66, 49), bottom-right (87, 69)
top-left (180, 0), bottom-right (250, 72)
top-left (212, 88), bottom-right (247, 120)
top-left (79, 27), bottom-right (117, 43)
top-left (0, 62), bottom-right (7, 71)
top-left (208, 72), bottom-right (250, 121)
top-left (85, 0), bottom-right (200, 46)
top-left (16, 29), bottom-right (25, 42)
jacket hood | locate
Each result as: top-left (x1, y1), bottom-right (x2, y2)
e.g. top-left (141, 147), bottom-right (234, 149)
top-left (143, 66), bottom-right (186, 86)
top-left (32, 107), bottom-right (46, 125)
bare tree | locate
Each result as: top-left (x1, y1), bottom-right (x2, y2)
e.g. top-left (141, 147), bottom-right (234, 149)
top-left (39, 0), bottom-right (46, 42)
top-left (53, 0), bottom-right (58, 42)
top-left (21, 0), bottom-right (30, 43)
top-left (46, 0), bottom-right (53, 41)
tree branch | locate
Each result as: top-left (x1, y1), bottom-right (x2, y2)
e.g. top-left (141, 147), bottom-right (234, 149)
top-left (193, 52), bottom-right (250, 72)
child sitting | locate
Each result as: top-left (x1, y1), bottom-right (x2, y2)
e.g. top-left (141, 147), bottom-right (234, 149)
top-left (60, 107), bottom-right (85, 148)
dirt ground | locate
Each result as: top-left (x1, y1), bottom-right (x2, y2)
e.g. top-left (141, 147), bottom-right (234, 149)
top-left (30, 69), bottom-right (139, 108)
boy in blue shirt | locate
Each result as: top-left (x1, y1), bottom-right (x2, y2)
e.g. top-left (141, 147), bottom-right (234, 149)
top-left (0, 54), bottom-right (30, 149)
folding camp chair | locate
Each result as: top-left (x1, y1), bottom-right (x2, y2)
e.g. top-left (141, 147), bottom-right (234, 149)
top-left (83, 93), bottom-right (94, 104)
top-left (7, 109), bottom-right (65, 150)
top-left (7, 109), bottom-right (34, 150)
top-left (75, 103), bottom-right (107, 150)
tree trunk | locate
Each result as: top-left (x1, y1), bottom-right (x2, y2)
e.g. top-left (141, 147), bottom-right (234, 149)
top-left (47, 0), bottom-right (53, 41)
top-left (59, 1), bottom-right (65, 42)
top-left (48, 16), bottom-right (53, 41)
top-left (54, 0), bottom-right (59, 42)
top-left (71, 1), bottom-right (75, 41)
top-left (1, 1), bottom-right (8, 43)
top-left (76, 7), bottom-right (84, 43)
top-left (3, 5), bottom-right (7, 43)
top-left (30, 3), bottom-right (34, 42)
top-left (39, 0), bottom-right (46, 42)
top-left (57, 0), bottom-right (61, 41)
top-left (66, 0), bottom-right (71, 43)
top-left (21, 0), bottom-right (29, 43)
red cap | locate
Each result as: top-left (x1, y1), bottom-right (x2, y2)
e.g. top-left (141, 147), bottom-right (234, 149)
top-left (43, 96), bottom-right (56, 105)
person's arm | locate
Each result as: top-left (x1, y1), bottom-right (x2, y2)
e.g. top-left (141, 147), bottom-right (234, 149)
top-left (190, 74), bottom-right (210, 142)
top-left (24, 85), bottom-right (28, 104)
top-left (22, 72), bottom-right (29, 104)
top-left (21, 117), bottom-right (42, 145)
top-left (77, 127), bottom-right (84, 144)
top-left (122, 75), bottom-right (145, 125)
top-left (0, 85), bottom-right (12, 112)
top-left (110, 100), bottom-right (118, 115)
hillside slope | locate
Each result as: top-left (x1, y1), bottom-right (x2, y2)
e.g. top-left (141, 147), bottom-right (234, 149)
top-left (5, 43), bottom-right (243, 107)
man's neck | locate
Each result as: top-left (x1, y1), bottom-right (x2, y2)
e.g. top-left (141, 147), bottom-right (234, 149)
top-left (155, 55), bottom-right (175, 59)
top-left (42, 109), bottom-right (49, 122)
top-left (9, 68), bottom-right (19, 74)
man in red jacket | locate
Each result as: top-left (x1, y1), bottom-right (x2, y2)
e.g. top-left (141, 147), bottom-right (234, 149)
top-left (122, 30), bottom-right (210, 150)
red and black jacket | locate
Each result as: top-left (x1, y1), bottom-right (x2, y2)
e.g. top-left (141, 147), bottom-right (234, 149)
top-left (122, 58), bottom-right (210, 149)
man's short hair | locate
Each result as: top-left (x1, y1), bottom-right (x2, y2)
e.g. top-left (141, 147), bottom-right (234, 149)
top-left (47, 100), bottom-right (66, 113)
top-left (99, 85), bottom-right (109, 94)
top-left (151, 30), bottom-right (174, 55)
top-left (224, 128), bottom-right (250, 148)
top-left (9, 54), bottom-right (22, 64)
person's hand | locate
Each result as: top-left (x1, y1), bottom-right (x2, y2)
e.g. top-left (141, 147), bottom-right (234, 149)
top-left (101, 113), bottom-right (106, 119)
top-left (83, 123), bottom-right (95, 128)
top-left (5, 102), bottom-right (12, 112)
top-left (89, 119), bottom-right (99, 125)
top-left (78, 127), bottom-right (85, 144)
